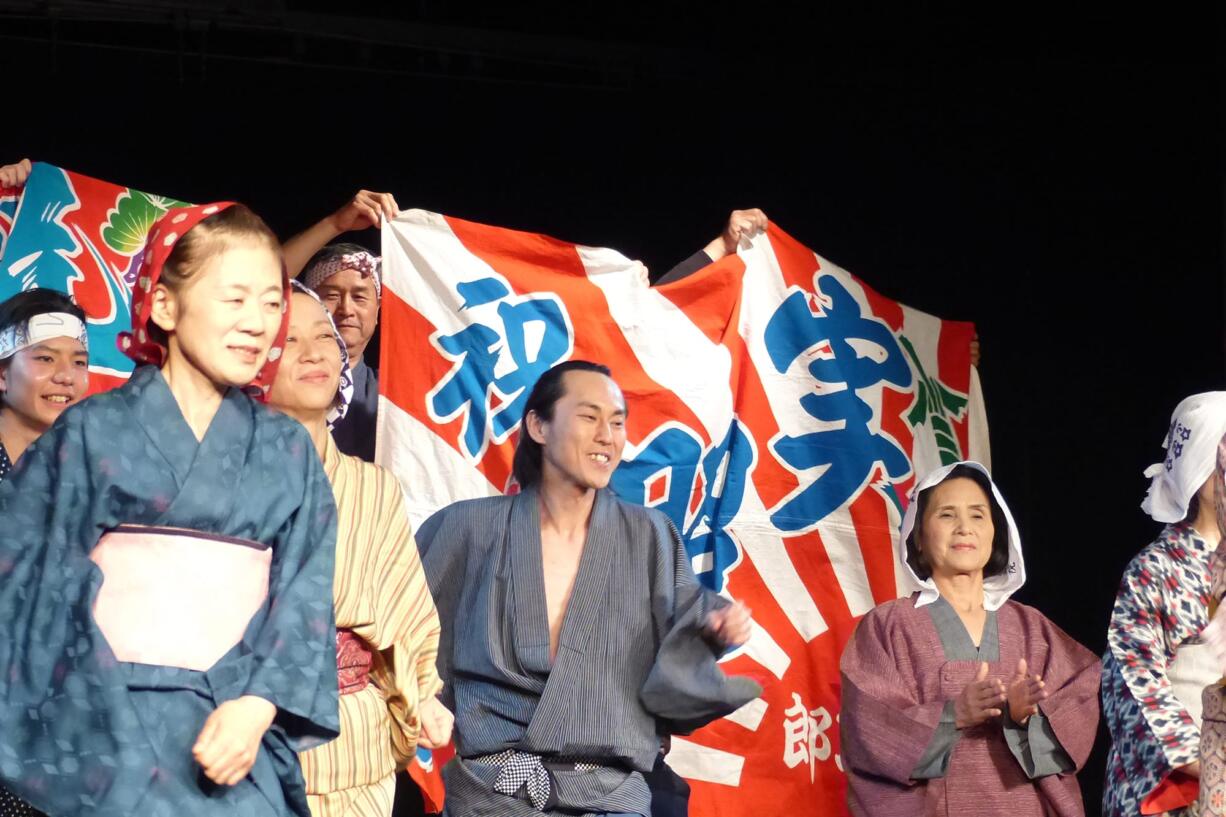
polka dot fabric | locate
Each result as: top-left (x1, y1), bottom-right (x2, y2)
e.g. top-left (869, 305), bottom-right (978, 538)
top-left (0, 441), bottom-right (10, 484)
top-left (117, 202), bottom-right (291, 402)
top-left (0, 785), bottom-right (43, 816)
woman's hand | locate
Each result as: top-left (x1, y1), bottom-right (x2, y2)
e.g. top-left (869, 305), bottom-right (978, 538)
top-left (192, 695), bottom-right (277, 785)
top-left (954, 662), bottom-right (1006, 729)
top-left (1006, 658), bottom-right (1048, 725)
top-left (417, 695), bottom-right (454, 749)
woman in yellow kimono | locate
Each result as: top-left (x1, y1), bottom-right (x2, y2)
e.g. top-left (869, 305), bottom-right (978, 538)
top-left (268, 281), bottom-right (453, 817)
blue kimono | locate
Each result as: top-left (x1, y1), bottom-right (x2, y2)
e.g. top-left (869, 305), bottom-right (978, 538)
top-left (0, 365), bottom-right (341, 817)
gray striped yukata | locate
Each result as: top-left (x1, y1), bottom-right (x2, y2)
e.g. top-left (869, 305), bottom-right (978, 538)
top-left (417, 486), bottom-right (761, 817)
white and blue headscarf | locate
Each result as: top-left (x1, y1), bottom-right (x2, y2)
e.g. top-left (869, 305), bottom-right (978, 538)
top-left (289, 280), bottom-right (354, 430)
top-left (1142, 392), bottom-right (1226, 524)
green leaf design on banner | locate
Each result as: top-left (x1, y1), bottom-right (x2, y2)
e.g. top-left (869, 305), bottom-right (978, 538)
top-left (102, 190), bottom-right (191, 255)
top-left (901, 335), bottom-right (970, 465)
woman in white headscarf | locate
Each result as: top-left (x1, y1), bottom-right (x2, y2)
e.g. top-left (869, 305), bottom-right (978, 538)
top-left (1102, 392), bottom-right (1226, 817)
top-left (840, 461), bottom-right (1101, 817)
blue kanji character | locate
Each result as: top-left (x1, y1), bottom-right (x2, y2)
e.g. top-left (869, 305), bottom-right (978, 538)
top-left (489, 297), bottom-right (570, 438)
top-left (612, 421), bottom-right (754, 591)
top-left (610, 425), bottom-right (703, 527)
top-left (430, 277), bottom-right (572, 459)
top-left (432, 322), bottom-right (502, 459)
top-left (685, 422), bottom-right (754, 590)
top-left (763, 274), bottom-right (913, 531)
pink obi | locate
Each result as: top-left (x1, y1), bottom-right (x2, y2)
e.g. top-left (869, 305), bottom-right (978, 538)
top-left (90, 525), bottom-right (272, 671)
top-left (336, 629), bottom-right (373, 695)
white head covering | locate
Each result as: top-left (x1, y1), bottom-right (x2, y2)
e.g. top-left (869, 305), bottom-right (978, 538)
top-left (897, 460), bottom-right (1026, 611)
top-left (1141, 392), bottom-right (1226, 523)
top-left (0, 311), bottom-right (89, 360)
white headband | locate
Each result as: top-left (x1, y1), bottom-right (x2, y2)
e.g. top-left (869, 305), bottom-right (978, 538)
top-left (897, 460), bottom-right (1027, 611)
top-left (0, 312), bottom-right (89, 360)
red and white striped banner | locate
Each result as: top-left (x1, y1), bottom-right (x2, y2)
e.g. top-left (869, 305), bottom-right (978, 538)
top-left (378, 210), bottom-right (988, 816)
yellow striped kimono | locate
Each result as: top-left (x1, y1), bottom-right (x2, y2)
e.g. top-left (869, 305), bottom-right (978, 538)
top-left (299, 433), bottom-right (444, 817)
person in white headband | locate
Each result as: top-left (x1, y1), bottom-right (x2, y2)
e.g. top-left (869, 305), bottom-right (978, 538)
top-left (1102, 392), bottom-right (1226, 817)
top-left (840, 461), bottom-right (1100, 817)
top-left (0, 288), bottom-right (89, 479)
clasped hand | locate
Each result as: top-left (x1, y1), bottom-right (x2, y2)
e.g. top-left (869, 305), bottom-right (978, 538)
top-left (954, 660), bottom-right (1046, 729)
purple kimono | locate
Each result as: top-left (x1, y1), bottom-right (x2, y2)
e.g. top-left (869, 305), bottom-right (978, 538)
top-left (840, 594), bottom-right (1101, 817)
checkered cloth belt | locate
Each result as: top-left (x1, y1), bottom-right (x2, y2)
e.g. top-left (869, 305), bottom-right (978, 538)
top-left (475, 750), bottom-right (601, 811)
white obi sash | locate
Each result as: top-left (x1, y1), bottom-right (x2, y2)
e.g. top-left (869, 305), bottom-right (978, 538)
top-left (1170, 640), bottom-right (1221, 726)
top-left (90, 525), bottom-right (272, 671)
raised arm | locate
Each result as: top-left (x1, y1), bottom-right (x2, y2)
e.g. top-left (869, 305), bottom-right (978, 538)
top-left (283, 189), bottom-right (399, 278)
top-left (653, 208), bottom-right (768, 285)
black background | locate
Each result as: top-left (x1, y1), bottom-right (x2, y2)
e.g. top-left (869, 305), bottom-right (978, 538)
top-left (3, 3), bottom-right (1223, 812)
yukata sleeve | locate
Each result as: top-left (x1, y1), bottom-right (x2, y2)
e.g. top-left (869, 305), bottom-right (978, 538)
top-left (416, 505), bottom-right (467, 709)
top-left (1001, 610), bottom-right (1101, 779)
top-left (1105, 550), bottom-right (1199, 777)
top-left (639, 514), bottom-right (762, 734)
top-left (363, 474), bottom-right (444, 766)
top-left (839, 608), bottom-right (954, 786)
top-left (0, 410), bottom-right (152, 817)
top-left (242, 432), bottom-right (341, 753)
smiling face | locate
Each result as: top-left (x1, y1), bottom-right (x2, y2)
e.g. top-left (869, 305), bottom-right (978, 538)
top-left (151, 240), bottom-right (285, 388)
top-left (313, 267), bottom-right (379, 362)
top-left (267, 291), bottom-right (343, 425)
top-left (915, 476), bottom-right (996, 581)
top-left (0, 336), bottom-right (89, 431)
top-left (526, 369), bottom-right (627, 493)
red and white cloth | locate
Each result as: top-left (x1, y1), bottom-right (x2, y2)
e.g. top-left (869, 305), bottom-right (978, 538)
top-left (376, 210), bottom-right (988, 816)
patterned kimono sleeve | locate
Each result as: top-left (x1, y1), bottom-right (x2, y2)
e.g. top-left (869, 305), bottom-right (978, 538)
top-left (0, 408), bottom-right (154, 817)
top-left (367, 475), bottom-right (443, 766)
top-left (1105, 548), bottom-right (1199, 773)
top-left (243, 428), bottom-right (342, 754)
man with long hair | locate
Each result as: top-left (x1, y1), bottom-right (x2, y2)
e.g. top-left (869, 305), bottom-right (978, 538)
top-left (417, 360), bottom-right (760, 817)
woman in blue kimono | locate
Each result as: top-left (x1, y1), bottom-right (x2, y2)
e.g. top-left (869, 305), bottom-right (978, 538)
top-left (0, 202), bottom-right (341, 817)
